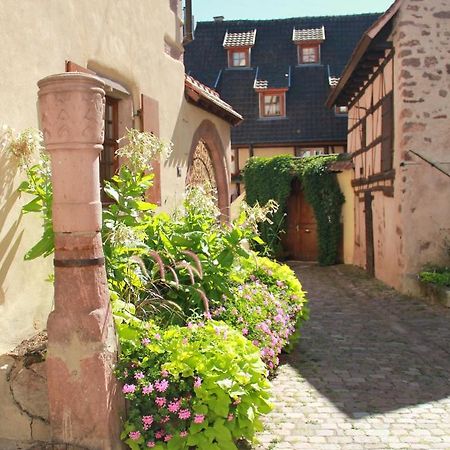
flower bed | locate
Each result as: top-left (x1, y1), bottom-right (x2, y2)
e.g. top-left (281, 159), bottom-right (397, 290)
top-left (117, 321), bottom-right (271, 449)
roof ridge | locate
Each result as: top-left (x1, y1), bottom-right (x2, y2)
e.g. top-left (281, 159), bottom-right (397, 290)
top-left (197, 12), bottom-right (382, 25)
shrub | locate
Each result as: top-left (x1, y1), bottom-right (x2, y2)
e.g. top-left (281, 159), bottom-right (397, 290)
top-left (117, 320), bottom-right (272, 450)
top-left (419, 266), bottom-right (450, 287)
top-left (212, 255), bottom-right (308, 372)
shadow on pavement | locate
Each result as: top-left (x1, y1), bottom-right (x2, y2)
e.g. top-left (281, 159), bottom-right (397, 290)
top-left (284, 263), bottom-right (450, 417)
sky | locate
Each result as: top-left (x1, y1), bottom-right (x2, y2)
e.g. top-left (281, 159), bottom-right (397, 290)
top-left (192, 0), bottom-right (394, 22)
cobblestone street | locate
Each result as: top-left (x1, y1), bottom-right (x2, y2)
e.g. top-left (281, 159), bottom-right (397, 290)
top-left (256, 264), bottom-right (450, 450)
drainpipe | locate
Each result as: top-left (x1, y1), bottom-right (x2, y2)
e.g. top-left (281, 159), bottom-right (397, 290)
top-left (38, 72), bottom-right (124, 449)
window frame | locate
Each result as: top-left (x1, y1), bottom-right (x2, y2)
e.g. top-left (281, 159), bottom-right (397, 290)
top-left (100, 96), bottom-right (119, 203)
top-left (297, 43), bottom-right (321, 65)
top-left (258, 90), bottom-right (287, 118)
top-left (228, 47), bottom-right (250, 68)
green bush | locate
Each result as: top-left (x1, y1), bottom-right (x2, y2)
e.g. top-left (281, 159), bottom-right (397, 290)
top-left (419, 267), bottom-right (450, 287)
top-left (212, 255), bottom-right (308, 372)
top-left (244, 154), bottom-right (344, 265)
top-left (117, 320), bottom-right (271, 450)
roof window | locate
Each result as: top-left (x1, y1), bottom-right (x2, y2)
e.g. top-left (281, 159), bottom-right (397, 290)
top-left (293, 26), bottom-right (325, 65)
top-left (223, 29), bottom-right (256, 68)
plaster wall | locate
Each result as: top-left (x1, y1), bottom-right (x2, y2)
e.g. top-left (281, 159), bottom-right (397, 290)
top-left (0, 0), bottom-right (231, 353)
top-left (337, 171), bottom-right (354, 264)
top-left (253, 147), bottom-right (295, 158)
top-left (393, 0), bottom-right (450, 295)
top-left (349, 58), bottom-right (404, 288)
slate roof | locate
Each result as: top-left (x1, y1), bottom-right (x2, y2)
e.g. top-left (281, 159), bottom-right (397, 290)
top-left (292, 26), bottom-right (325, 42)
top-left (185, 13), bottom-right (380, 146)
top-left (223, 29), bottom-right (257, 48)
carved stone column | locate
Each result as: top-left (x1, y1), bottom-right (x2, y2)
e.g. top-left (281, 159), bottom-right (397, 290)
top-left (38, 73), bottom-right (123, 449)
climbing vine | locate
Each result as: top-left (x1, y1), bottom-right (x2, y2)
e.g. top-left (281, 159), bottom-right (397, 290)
top-left (244, 154), bottom-right (345, 265)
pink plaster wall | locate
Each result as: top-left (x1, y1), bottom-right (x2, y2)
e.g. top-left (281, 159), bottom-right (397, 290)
top-left (394, 0), bottom-right (450, 294)
top-left (350, 0), bottom-right (450, 295)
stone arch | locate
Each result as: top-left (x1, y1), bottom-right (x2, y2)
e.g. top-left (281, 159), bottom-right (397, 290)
top-left (186, 119), bottom-right (230, 221)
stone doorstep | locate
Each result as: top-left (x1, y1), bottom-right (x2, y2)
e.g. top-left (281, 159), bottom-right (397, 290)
top-left (419, 281), bottom-right (450, 308)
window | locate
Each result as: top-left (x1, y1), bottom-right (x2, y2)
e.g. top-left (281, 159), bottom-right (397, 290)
top-left (335, 105), bottom-right (348, 115)
top-left (100, 96), bottom-right (119, 202)
top-left (381, 91), bottom-right (394, 172)
top-left (299, 44), bottom-right (320, 64)
top-left (228, 49), bottom-right (249, 68)
top-left (259, 91), bottom-right (286, 117)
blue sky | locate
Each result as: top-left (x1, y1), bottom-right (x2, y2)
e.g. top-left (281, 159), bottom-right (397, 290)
top-left (193, 0), bottom-right (394, 22)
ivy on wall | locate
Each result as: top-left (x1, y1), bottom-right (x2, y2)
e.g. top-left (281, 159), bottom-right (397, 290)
top-left (244, 154), bottom-right (345, 265)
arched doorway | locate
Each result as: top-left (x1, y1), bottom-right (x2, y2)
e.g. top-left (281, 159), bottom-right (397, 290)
top-left (187, 120), bottom-right (230, 220)
top-left (186, 139), bottom-right (218, 193)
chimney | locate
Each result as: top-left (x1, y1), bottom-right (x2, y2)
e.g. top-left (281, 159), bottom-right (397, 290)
top-left (183, 0), bottom-right (193, 44)
top-left (213, 16), bottom-right (224, 22)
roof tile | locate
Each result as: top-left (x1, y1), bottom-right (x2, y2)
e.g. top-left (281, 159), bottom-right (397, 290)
top-left (292, 26), bottom-right (325, 42)
top-left (223, 29), bottom-right (256, 48)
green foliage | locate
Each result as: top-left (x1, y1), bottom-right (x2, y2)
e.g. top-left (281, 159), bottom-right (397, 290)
top-left (419, 266), bottom-right (450, 287)
top-left (117, 320), bottom-right (272, 449)
top-left (244, 154), bottom-right (345, 265)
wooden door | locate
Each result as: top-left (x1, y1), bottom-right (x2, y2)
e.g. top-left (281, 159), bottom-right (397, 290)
top-left (364, 191), bottom-right (375, 276)
top-left (283, 179), bottom-right (318, 260)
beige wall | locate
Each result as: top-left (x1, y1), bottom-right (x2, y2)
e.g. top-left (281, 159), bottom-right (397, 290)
top-left (0, 0), bottom-right (231, 353)
top-left (337, 171), bottom-right (354, 264)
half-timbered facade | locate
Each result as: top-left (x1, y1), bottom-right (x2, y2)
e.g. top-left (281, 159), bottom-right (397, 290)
top-left (327, 0), bottom-right (450, 295)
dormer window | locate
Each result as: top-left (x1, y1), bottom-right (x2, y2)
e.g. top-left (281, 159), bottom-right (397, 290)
top-left (223, 29), bottom-right (256, 68)
top-left (229, 49), bottom-right (249, 67)
top-left (293, 26), bottom-right (325, 65)
top-left (257, 89), bottom-right (287, 118)
top-left (300, 44), bottom-right (320, 64)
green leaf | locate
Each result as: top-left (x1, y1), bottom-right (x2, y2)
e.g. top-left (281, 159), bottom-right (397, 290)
top-left (135, 200), bottom-right (156, 211)
top-left (24, 233), bottom-right (54, 260)
top-left (22, 197), bottom-right (42, 213)
top-left (104, 184), bottom-right (120, 203)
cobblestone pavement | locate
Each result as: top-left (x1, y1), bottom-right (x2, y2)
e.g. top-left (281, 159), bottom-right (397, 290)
top-left (256, 263), bottom-right (450, 450)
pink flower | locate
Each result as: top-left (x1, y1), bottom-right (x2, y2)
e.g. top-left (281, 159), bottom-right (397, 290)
top-left (227, 413), bottom-right (234, 421)
top-left (142, 384), bottom-right (154, 395)
top-left (194, 377), bottom-right (202, 388)
top-left (168, 399), bottom-right (181, 413)
top-left (242, 328), bottom-right (249, 336)
top-left (134, 372), bottom-right (145, 380)
top-left (252, 340), bottom-right (259, 347)
top-left (164, 434), bottom-right (173, 442)
top-left (141, 337), bottom-right (150, 345)
top-left (155, 429), bottom-right (165, 439)
top-left (182, 338), bottom-right (188, 345)
top-left (122, 384), bottom-right (136, 394)
top-left (155, 397), bottom-right (166, 407)
top-left (129, 431), bottom-right (141, 440)
top-left (142, 415), bottom-right (154, 426)
top-left (187, 322), bottom-right (194, 329)
top-left (194, 414), bottom-right (205, 424)
top-left (180, 431), bottom-right (188, 437)
top-left (160, 415), bottom-right (170, 424)
top-left (232, 398), bottom-right (241, 405)
top-left (146, 442), bottom-right (155, 448)
top-left (154, 333), bottom-right (161, 340)
top-left (161, 370), bottom-right (169, 378)
top-left (178, 409), bottom-right (191, 420)
top-left (155, 379), bottom-right (169, 392)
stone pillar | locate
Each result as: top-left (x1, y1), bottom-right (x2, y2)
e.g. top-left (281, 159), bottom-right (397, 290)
top-left (38, 73), bottom-right (123, 450)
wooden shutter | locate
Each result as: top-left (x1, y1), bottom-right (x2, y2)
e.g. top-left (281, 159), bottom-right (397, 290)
top-left (381, 91), bottom-right (394, 172)
top-left (141, 94), bottom-right (162, 206)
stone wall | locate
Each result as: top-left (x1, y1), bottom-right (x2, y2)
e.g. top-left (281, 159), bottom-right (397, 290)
top-left (0, 333), bottom-right (49, 448)
top-left (394, 0), bottom-right (450, 294)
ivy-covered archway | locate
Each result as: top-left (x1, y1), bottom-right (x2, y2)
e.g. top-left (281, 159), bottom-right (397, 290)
top-left (244, 154), bottom-right (345, 265)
